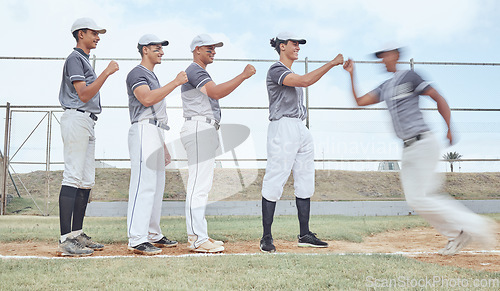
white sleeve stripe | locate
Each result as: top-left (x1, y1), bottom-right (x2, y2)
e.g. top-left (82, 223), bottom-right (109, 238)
top-left (277, 71), bottom-right (289, 85)
top-left (70, 75), bottom-right (85, 80)
top-left (196, 78), bottom-right (211, 89)
top-left (415, 81), bottom-right (431, 93)
top-left (132, 81), bottom-right (148, 91)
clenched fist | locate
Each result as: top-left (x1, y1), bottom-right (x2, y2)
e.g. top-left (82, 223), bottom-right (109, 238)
top-left (174, 71), bottom-right (188, 86)
top-left (332, 54), bottom-right (344, 66)
top-left (242, 64), bottom-right (256, 79)
top-left (104, 60), bottom-right (119, 76)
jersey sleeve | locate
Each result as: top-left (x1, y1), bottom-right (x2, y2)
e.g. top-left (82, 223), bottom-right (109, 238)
top-left (126, 69), bottom-right (149, 93)
top-left (368, 84), bottom-right (383, 103)
top-left (408, 70), bottom-right (432, 94)
top-left (66, 55), bottom-right (85, 83)
top-left (187, 65), bottom-right (212, 89)
top-left (268, 63), bottom-right (292, 86)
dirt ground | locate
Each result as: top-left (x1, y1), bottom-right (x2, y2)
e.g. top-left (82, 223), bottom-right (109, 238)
top-left (1, 227), bottom-right (499, 272)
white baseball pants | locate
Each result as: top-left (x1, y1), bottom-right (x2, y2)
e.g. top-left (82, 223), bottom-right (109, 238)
top-left (60, 109), bottom-right (96, 189)
top-left (127, 123), bottom-right (166, 247)
top-left (262, 117), bottom-right (315, 202)
top-left (401, 132), bottom-right (494, 243)
top-left (180, 120), bottom-right (219, 248)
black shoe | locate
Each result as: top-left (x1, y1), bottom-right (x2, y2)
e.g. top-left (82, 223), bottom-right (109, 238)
top-left (298, 232), bottom-right (328, 248)
top-left (260, 234), bottom-right (276, 253)
top-left (152, 236), bottom-right (178, 248)
top-left (128, 242), bottom-right (162, 255)
top-left (74, 232), bottom-right (104, 251)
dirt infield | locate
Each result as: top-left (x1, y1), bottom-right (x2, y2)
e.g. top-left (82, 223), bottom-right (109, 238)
top-left (1, 227), bottom-right (498, 272)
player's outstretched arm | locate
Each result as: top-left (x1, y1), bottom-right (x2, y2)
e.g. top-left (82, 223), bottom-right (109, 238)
top-left (202, 64), bottom-right (256, 100)
top-left (283, 54), bottom-right (344, 88)
top-left (343, 59), bottom-right (379, 106)
top-left (74, 60), bottom-right (119, 103)
top-left (134, 71), bottom-right (188, 107)
top-left (424, 87), bottom-right (453, 144)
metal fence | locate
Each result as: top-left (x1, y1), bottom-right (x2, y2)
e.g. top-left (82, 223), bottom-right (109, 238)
top-left (1, 56), bottom-right (499, 215)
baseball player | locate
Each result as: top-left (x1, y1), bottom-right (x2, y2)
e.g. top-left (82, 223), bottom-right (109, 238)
top-left (57, 18), bottom-right (119, 256)
top-left (343, 46), bottom-right (496, 255)
top-left (260, 32), bottom-right (344, 253)
top-left (126, 34), bottom-right (188, 255)
top-left (181, 34), bottom-right (255, 253)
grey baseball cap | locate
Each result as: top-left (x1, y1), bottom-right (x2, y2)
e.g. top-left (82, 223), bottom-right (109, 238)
top-left (190, 34), bottom-right (223, 52)
top-left (276, 32), bottom-right (306, 44)
top-left (71, 18), bottom-right (106, 34)
top-left (138, 34), bottom-right (169, 46)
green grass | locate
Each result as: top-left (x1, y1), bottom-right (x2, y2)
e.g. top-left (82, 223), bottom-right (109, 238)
top-left (1, 254), bottom-right (499, 290)
top-left (0, 215), bottom-right (435, 244)
top-left (1, 215), bottom-right (500, 290)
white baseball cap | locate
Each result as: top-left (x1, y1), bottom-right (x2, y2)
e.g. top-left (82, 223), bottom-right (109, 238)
top-left (71, 17), bottom-right (106, 34)
top-left (190, 34), bottom-right (223, 52)
top-left (138, 34), bottom-right (169, 46)
top-left (374, 43), bottom-right (404, 58)
top-left (276, 32), bottom-right (306, 44)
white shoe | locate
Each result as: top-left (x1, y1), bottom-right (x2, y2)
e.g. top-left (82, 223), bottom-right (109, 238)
top-left (188, 235), bottom-right (224, 250)
top-left (438, 230), bottom-right (472, 256)
top-left (191, 240), bottom-right (224, 253)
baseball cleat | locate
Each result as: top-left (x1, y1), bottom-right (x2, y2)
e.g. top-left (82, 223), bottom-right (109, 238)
top-left (152, 236), bottom-right (178, 248)
top-left (191, 240), bottom-right (224, 253)
top-left (297, 232), bottom-right (328, 248)
top-left (128, 242), bottom-right (162, 255)
top-left (438, 230), bottom-right (472, 256)
top-left (187, 235), bottom-right (224, 250)
top-left (56, 238), bottom-right (94, 257)
top-left (260, 234), bottom-right (276, 253)
top-left (74, 232), bottom-right (104, 251)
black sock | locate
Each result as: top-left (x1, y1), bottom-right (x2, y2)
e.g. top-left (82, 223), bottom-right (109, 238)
top-left (72, 188), bottom-right (90, 232)
top-left (59, 185), bottom-right (78, 236)
top-left (296, 197), bottom-right (311, 237)
top-left (262, 197), bottom-right (276, 237)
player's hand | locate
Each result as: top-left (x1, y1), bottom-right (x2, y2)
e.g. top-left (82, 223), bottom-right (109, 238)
top-left (446, 129), bottom-right (453, 145)
top-left (343, 59), bottom-right (354, 74)
top-left (242, 64), bottom-right (256, 79)
top-left (332, 54), bottom-right (344, 66)
top-left (164, 145), bottom-right (171, 166)
top-left (104, 60), bottom-right (119, 76)
top-left (174, 71), bottom-right (188, 86)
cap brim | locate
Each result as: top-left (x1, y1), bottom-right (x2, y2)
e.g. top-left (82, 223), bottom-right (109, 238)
top-left (374, 48), bottom-right (400, 58)
top-left (291, 39), bottom-right (306, 44)
top-left (148, 40), bottom-right (169, 46)
top-left (204, 42), bottom-right (224, 48)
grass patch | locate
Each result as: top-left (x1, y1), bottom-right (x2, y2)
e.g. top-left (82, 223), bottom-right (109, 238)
top-left (0, 215), bottom-right (433, 244)
top-left (1, 254), bottom-right (499, 290)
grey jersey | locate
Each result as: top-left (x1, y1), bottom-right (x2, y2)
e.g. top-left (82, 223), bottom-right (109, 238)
top-left (370, 70), bottom-right (432, 140)
top-left (126, 65), bottom-right (168, 124)
top-left (181, 63), bottom-right (221, 122)
top-left (266, 61), bottom-right (306, 121)
top-left (58, 48), bottom-right (101, 114)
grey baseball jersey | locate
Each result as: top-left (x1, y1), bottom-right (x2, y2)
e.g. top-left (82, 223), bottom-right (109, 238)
top-left (370, 70), bottom-right (432, 140)
top-left (266, 61), bottom-right (306, 121)
top-left (181, 62), bottom-right (221, 122)
top-left (126, 65), bottom-right (168, 124)
top-left (59, 48), bottom-right (101, 114)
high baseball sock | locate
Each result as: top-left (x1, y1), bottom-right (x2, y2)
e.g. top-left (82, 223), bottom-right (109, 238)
top-left (262, 197), bottom-right (276, 237)
top-left (72, 188), bottom-right (91, 231)
top-left (296, 197), bottom-right (311, 237)
top-left (59, 185), bottom-right (78, 236)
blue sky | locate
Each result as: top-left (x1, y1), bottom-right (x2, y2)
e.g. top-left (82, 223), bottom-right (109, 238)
top-left (0, 0), bottom-right (499, 172)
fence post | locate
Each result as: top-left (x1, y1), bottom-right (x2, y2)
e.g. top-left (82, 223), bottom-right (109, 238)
top-left (92, 54), bottom-right (97, 70)
top-left (410, 58), bottom-right (414, 70)
top-left (1, 102), bottom-right (11, 215)
top-left (305, 57), bottom-right (310, 129)
top-left (45, 111), bottom-right (53, 216)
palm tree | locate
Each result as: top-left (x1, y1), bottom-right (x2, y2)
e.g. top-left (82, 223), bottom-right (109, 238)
top-left (442, 151), bottom-right (462, 172)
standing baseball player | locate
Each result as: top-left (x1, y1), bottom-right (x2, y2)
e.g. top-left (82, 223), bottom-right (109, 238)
top-left (57, 18), bottom-right (119, 256)
top-left (126, 34), bottom-right (188, 255)
top-left (343, 46), bottom-right (496, 255)
top-left (260, 32), bottom-right (344, 253)
top-left (181, 34), bottom-right (255, 253)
